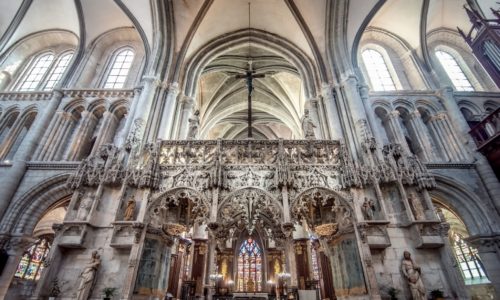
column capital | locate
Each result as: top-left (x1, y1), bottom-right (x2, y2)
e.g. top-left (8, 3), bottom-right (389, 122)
top-left (141, 75), bottom-right (162, 87)
top-left (164, 81), bottom-right (180, 94)
top-left (409, 110), bottom-right (421, 119)
top-left (133, 86), bottom-right (143, 97)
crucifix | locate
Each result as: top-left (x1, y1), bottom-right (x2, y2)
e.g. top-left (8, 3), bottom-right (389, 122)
top-left (235, 61), bottom-right (265, 138)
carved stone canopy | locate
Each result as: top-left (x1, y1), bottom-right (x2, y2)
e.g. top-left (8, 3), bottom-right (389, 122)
top-left (148, 189), bottom-right (209, 232)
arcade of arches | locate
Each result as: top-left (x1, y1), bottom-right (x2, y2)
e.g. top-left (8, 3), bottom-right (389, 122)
top-left (0, 1), bottom-right (499, 300)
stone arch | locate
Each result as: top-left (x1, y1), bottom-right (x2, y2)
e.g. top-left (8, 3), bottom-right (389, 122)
top-left (181, 28), bottom-right (321, 100)
top-left (359, 28), bottom-right (429, 89)
top-left (72, 27), bottom-right (145, 89)
top-left (0, 30), bottom-right (78, 90)
top-left (147, 187), bottom-right (211, 230)
top-left (216, 187), bottom-right (285, 245)
top-left (291, 187), bottom-right (356, 238)
top-left (0, 174), bottom-right (73, 235)
top-left (427, 28), bottom-right (497, 91)
top-left (429, 174), bottom-right (500, 236)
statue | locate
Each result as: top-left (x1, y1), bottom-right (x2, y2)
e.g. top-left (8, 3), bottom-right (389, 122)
top-left (409, 193), bottom-right (425, 220)
top-left (361, 197), bottom-right (376, 220)
top-left (77, 193), bottom-right (93, 221)
top-left (301, 109), bottom-right (316, 139)
top-left (401, 251), bottom-right (426, 300)
top-left (76, 250), bottom-right (101, 300)
top-left (187, 110), bottom-right (200, 140)
top-left (123, 199), bottom-right (136, 221)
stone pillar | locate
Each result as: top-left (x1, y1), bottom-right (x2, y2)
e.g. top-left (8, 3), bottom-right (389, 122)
top-left (307, 98), bottom-right (325, 139)
top-left (191, 239), bottom-right (208, 297)
top-left (177, 96), bottom-right (195, 140)
top-left (405, 110), bottom-right (437, 162)
top-left (321, 83), bottom-right (343, 140)
top-left (64, 111), bottom-right (96, 160)
top-left (438, 87), bottom-right (500, 214)
top-left (359, 85), bottom-right (383, 143)
top-left (427, 113), bottom-right (464, 162)
top-left (0, 236), bottom-right (34, 299)
top-left (294, 239), bottom-right (309, 290)
top-left (468, 235), bottom-right (500, 299)
top-left (116, 86), bottom-right (142, 147)
top-left (158, 82), bottom-right (180, 140)
top-left (33, 111), bottom-right (65, 160)
top-left (0, 90), bottom-right (64, 220)
top-left (383, 110), bottom-right (410, 153)
top-left (91, 111), bottom-right (116, 155)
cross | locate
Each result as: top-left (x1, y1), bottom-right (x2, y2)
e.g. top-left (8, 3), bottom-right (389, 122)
top-left (235, 61), bottom-right (265, 138)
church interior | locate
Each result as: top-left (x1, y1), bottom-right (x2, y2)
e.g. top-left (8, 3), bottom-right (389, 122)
top-left (0, 0), bottom-right (499, 299)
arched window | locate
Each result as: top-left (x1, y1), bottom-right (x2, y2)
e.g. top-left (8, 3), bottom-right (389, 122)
top-left (451, 233), bottom-right (489, 284)
top-left (435, 51), bottom-right (474, 91)
top-left (103, 49), bottom-right (135, 89)
top-left (14, 236), bottom-right (52, 281)
top-left (237, 238), bottom-right (262, 292)
top-left (16, 53), bottom-right (55, 91)
top-left (362, 49), bottom-right (397, 91)
top-left (43, 52), bottom-right (73, 91)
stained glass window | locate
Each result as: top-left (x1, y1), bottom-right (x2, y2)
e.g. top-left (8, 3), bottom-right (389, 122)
top-left (237, 238), bottom-right (262, 292)
top-left (43, 52), bottom-right (73, 91)
top-left (451, 233), bottom-right (489, 284)
top-left (103, 49), bottom-right (135, 89)
top-left (16, 53), bottom-right (55, 91)
top-left (435, 50), bottom-right (474, 92)
top-left (362, 49), bottom-right (397, 91)
top-left (15, 236), bottom-right (52, 281)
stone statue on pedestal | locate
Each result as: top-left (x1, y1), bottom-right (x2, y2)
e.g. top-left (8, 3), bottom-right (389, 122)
top-left (401, 251), bottom-right (426, 300)
top-left (361, 197), bottom-right (376, 220)
top-left (76, 250), bottom-right (101, 300)
top-left (123, 199), bottom-right (136, 221)
top-left (301, 109), bottom-right (316, 139)
top-left (187, 110), bottom-right (200, 140)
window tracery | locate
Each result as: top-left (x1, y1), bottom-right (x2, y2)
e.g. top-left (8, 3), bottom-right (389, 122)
top-left (43, 52), bottom-right (73, 91)
top-left (103, 49), bottom-right (135, 89)
top-left (16, 53), bottom-right (55, 91)
top-left (435, 50), bottom-right (474, 91)
top-left (451, 233), bottom-right (489, 284)
top-left (14, 236), bottom-right (52, 281)
top-left (237, 238), bottom-right (262, 292)
top-left (362, 49), bottom-right (397, 91)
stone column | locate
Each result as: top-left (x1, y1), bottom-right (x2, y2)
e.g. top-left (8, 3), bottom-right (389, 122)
top-left (405, 110), bottom-right (437, 162)
top-left (468, 235), bottom-right (500, 299)
top-left (438, 87), bottom-right (500, 214)
top-left (359, 85), bottom-right (383, 143)
top-left (191, 239), bottom-right (208, 297)
top-left (177, 96), bottom-right (195, 140)
top-left (321, 83), bottom-right (343, 140)
top-left (64, 111), bottom-right (96, 160)
top-left (158, 82), bottom-right (180, 140)
top-left (307, 98), bottom-right (325, 139)
top-left (0, 236), bottom-right (34, 299)
top-left (0, 115), bottom-right (24, 159)
top-left (0, 90), bottom-right (64, 220)
top-left (426, 113), bottom-right (464, 162)
top-left (294, 239), bottom-right (310, 290)
top-left (33, 111), bottom-right (64, 160)
top-left (116, 87), bottom-right (142, 147)
top-left (91, 111), bottom-right (117, 155)
top-left (382, 110), bottom-right (410, 153)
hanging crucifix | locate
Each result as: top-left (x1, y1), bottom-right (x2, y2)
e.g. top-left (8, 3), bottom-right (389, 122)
top-left (235, 61), bottom-right (265, 138)
top-left (234, 2), bottom-right (265, 138)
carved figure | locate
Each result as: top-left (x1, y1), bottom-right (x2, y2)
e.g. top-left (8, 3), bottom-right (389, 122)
top-left (409, 193), bottom-right (425, 220)
top-left (301, 109), bottom-right (316, 139)
top-left (401, 251), bottom-right (426, 300)
top-left (77, 194), bottom-right (93, 221)
top-left (187, 110), bottom-right (200, 140)
top-left (123, 199), bottom-right (136, 221)
top-left (361, 197), bottom-right (376, 220)
top-left (76, 250), bottom-right (101, 300)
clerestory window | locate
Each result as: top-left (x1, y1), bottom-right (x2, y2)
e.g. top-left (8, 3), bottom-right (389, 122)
top-left (103, 48), bottom-right (135, 89)
top-left (435, 50), bottom-right (474, 91)
top-left (15, 51), bottom-right (73, 92)
top-left (362, 49), bottom-right (397, 91)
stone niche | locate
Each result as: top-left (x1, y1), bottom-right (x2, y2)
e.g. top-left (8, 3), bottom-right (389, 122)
top-left (110, 221), bottom-right (144, 248)
top-left (412, 221), bottom-right (445, 248)
top-left (54, 222), bottom-right (89, 248)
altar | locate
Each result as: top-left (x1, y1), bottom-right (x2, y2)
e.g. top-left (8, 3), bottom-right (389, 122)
top-left (232, 292), bottom-right (268, 299)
